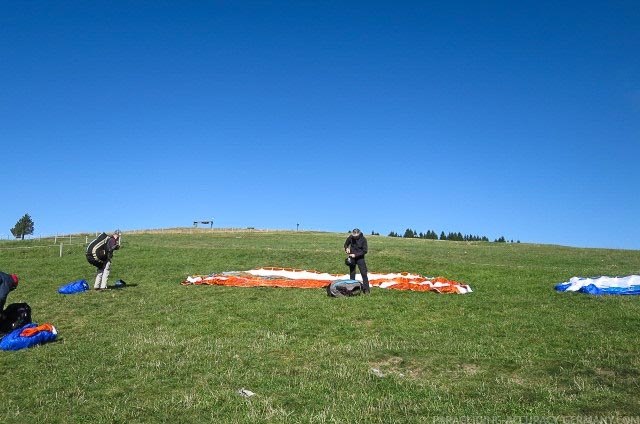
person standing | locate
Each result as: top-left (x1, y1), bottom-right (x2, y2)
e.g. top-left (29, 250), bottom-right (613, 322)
top-left (344, 228), bottom-right (370, 294)
top-left (87, 230), bottom-right (121, 290)
top-left (0, 271), bottom-right (19, 313)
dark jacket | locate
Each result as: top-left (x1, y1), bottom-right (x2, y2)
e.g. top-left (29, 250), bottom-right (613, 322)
top-left (105, 236), bottom-right (120, 260)
top-left (344, 234), bottom-right (368, 259)
top-left (0, 272), bottom-right (17, 312)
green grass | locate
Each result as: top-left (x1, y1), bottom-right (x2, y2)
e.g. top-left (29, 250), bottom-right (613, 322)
top-left (1, 229), bottom-right (640, 423)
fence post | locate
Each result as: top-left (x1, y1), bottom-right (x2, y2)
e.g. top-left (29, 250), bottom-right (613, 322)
top-left (60, 243), bottom-right (63, 258)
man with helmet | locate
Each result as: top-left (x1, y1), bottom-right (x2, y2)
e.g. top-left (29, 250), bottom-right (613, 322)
top-left (344, 228), bottom-right (370, 294)
top-left (0, 271), bottom-right (19, 316)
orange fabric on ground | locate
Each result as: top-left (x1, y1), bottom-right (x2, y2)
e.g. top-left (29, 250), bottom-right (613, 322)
top-left (185, 275), bottom-right (329, 289)
top-left (182, 267), bottom-right (337, 289)
top-left (369, 276), bottom-right (468, 293)
top-left (20, 323), bottom-right (55, 337)
top-left (182, 267), bottom-right (472, 293)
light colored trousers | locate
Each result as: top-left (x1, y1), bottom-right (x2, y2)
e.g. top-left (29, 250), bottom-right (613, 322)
top-left (94, 261), bottom-right (111, 289)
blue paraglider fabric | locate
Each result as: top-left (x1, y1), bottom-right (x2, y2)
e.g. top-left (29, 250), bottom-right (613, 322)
top-left (58, 279), bottom-right (89, 294)
top-left (0, 323), bottom-right (57, 351)
top-left (555, 275), bottom-right (640, 295)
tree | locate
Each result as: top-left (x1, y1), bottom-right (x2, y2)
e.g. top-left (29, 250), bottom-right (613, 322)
top-left (11, 214), bottom-right (34, 240)
top-left (403, 228), bottom-right (415, 238)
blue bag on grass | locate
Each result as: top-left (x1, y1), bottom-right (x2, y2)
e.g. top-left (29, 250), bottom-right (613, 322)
top-left (0, 323), bottom-right (58, 351)
top-left (58, 279), bottom-right (89, 294)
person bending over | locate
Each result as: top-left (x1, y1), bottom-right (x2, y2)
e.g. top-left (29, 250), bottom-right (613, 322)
top-left (344, 228), bottom-right (370, 294)
top-left (0, 271), bottom-right (19, 313)
top-left (87, 230), bottom-right (121, 290)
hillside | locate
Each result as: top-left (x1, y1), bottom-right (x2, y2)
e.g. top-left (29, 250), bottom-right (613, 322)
top-left (1, 230), bottom-right (639, 422)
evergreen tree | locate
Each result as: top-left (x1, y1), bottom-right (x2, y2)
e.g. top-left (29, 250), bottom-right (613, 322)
top-left (11, 213), bottom-right (35, 240)
top-left (396, 227), bottom-right (504, 243)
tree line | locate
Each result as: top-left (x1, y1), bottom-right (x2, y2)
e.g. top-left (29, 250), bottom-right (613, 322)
top-left (383, 228), bottom-right (518, 243)
top-left (8, 213), bottom-right (518, 244)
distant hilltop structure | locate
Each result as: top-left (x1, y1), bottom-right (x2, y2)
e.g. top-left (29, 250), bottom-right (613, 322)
top-left (193, 220), bottom-right (214, 228)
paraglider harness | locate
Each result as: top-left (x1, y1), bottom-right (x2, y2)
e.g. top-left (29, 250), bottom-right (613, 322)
top-left (86, 232), bottom-right (111, 268)
top-left (327, 280), bottom-right (363, 297)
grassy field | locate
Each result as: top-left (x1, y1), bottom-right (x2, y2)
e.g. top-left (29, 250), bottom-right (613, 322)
top-left (1, 229), bottom-right (639, 423)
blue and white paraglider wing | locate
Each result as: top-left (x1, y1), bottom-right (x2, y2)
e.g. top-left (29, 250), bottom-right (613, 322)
top-left (555, 275), bottom-right (640, 295)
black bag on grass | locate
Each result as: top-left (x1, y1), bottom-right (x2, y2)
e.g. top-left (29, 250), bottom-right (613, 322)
top-left (0, 303), bottom-right (32, 334)
top-left (327, 280), bottom-right (362, 297)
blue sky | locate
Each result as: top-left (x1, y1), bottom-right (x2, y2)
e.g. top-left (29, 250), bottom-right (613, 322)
top-left (1, 1), bottom-right (638, 249)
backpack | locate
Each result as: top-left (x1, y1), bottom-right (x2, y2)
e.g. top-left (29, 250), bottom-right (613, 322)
top-left (327, 280), bottom-right (362, 297)
top-left (86, 232), bottom-right (109, 267)
top-left (0, 303), bottom-right (32, 334)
